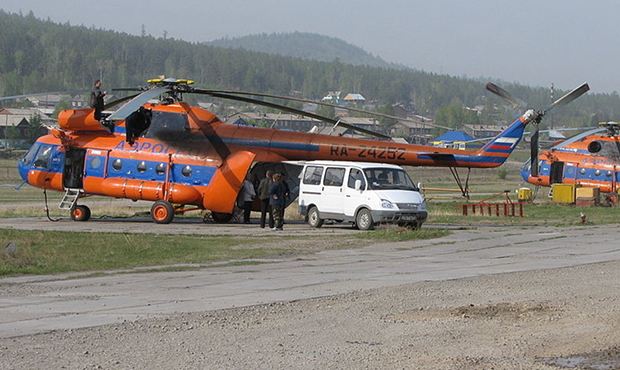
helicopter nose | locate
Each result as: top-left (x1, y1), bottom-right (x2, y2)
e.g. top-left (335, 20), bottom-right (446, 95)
top-left (17, 158), bottom-right (29, 182)
top-left (520, 162), bottom-right (530, 181)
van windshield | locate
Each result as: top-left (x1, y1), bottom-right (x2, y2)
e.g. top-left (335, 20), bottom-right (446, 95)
top-left (363, 168), bottom-right (418, 191)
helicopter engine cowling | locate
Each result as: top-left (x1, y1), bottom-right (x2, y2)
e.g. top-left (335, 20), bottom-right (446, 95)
top-left (58, 108), bottom-right (109, 132)
top-left (587, 141), bottom-right (602, 154)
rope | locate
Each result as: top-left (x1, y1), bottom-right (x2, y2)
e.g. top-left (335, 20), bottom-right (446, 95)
top-left (43, 188), bottom-right (60, 222)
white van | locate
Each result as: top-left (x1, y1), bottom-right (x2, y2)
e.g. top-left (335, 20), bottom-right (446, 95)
top-left (298, 161), bottom-right (427, 230)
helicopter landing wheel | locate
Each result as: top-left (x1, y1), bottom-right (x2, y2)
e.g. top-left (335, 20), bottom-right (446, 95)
top-left (70, 205), bottom-right (91, 222)
top-left (151, 200), bottom-right (174, 224)
top-left (211, 212), bottom-right (233, 224)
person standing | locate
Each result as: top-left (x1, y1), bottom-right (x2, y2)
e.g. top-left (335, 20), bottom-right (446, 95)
top-left (279, 174), bottom-right (290, 224)
top-left (90, 79), bottom-right (106, 121)
top-left (240, 178), bottom-right (256, 224)
top-left (257, 170), bottom-right (274, 228)
top-left (269, 173), bottom-right (286, 231)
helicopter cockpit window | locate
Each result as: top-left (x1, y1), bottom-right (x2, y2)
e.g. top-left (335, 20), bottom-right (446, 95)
top-left (21, 143), bottom-right (40, 166)
top-left (33, 146), bottom-right (52, 169)
top-left (144, 111), bottom-right (190, 139)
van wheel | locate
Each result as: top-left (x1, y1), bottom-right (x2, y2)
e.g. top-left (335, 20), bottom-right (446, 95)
top-left (71, 205), bottom-right (91, 222)
top-left (151, 201), bottom-right (174, 224)
top-left (356, 208), bottom-right (374, 230)
top-left (407, 222), bottom-right (420, 230)
top-left (307, 206), bottom-right (323, 228)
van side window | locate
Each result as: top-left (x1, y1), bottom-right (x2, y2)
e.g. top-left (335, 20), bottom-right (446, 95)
top-left (324, 167), bottom-right (345, 187)
top-left (347, 168), bottom-right (366, 190)
top-left (303, 166), bottom-right (324, 185)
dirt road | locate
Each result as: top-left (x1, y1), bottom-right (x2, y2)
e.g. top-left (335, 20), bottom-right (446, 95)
top-left (1, 223), bottom-right (619, 369)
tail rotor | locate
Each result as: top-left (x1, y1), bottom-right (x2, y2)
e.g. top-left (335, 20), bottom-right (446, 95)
top-left (486, 82), bottom-right (589, 177)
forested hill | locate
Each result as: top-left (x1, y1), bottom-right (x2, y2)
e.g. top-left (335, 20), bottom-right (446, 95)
top-left (1, 10), bottom-right (619, 127)
top-left (208, 32), bottom-right (396, 69)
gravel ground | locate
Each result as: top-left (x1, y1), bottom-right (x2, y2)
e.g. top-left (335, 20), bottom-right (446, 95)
top-left (1, 260), bottom-right (618, 369)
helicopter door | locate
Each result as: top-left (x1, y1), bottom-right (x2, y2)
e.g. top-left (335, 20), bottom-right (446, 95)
top-left (63, 148), bottom-right (86, 189)
top-left (550, 161), bottom-right (564, 184)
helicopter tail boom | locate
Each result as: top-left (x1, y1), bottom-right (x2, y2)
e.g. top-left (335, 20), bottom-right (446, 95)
top-left (245, 111), bottom-right (533, 168)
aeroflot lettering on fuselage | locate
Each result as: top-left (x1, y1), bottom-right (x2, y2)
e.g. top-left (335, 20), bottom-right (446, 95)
top-left (114, 140), bottom-right (172, 153)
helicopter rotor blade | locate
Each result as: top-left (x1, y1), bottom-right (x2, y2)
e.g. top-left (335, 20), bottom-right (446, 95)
top-left (530, 124), bottom-right (540, 177)
top-left (543, 82), bottom-right (590, 114)
top-left (111, 87), bottom-right (146, 92)
top-left (103, 93), bottom-right (140, 110)
top-left (485, 82), bottom-right (523, 108)
top-left (192, 89), bottom-right (391, 139)
top-left (107, 87), bottom-right (169, 121)
top-left (198, 89), bottom-right (452, 131)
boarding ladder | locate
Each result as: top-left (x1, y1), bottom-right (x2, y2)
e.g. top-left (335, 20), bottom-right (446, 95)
top-left (58, 188), bottom-right (81, 210)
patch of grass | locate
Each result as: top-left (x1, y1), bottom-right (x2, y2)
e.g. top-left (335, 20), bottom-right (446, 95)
top-left (427, 201), bottom-right (620, 226)
top-left (357, 227), bottom-right (450, 242)
top-left (0, 229), bottom-right (289, 276)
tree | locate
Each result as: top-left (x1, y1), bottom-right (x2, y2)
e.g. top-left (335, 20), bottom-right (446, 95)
top-left (52, 100), bottom-right (71, 118)
top-left (24, 113), bottom-right (43, 143)
top-left (435, 100), bottom-right (480, 130)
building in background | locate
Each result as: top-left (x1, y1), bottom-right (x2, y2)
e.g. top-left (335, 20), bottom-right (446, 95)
top-left (431, 130), bottom-right (479, 150)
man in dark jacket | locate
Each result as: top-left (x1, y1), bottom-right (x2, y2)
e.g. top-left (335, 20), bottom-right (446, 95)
top-left (257, 170), bottom-right (274, 228)
top-left (269, 173), bottom-right (287, 231)
top-left (90, 79), bottom-right (106, 121)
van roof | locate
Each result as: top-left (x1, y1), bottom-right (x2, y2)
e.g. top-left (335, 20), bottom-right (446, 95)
top-left (295, 160), bottom-right (405, 170)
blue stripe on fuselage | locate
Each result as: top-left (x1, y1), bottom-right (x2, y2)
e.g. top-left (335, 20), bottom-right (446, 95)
top-left (484, 148), bottom-right (513, 153)
top-left (417, 154), bottom-right (506, 164)
top-left (222, 137), bottom-right (320, 152)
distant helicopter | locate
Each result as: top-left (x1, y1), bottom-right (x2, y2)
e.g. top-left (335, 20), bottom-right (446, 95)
top-left (16, 78), bottom-right (588, 224)
top-left (520, 122), bottom-right (620, 193)
top-left (482, 83), bottom-right (620, 193)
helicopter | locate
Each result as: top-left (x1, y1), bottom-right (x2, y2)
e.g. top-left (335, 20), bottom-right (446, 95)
top-left (520, 121), bottom-right (620, 193)
top-left (484, 83), bottom-right (620, 194)
top-left (16, 77), bottom-right (589, 224)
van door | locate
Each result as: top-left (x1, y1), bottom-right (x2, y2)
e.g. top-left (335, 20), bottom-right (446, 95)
top-left (343, 167), bottom-right (367, 218)
top-left (320, 167), bottom-right (346, 216)
top-left (299, 165), bottom-right (324, 213)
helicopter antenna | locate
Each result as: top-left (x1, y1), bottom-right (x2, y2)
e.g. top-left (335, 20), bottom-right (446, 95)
top-left (549, 83), bottom-right (554, 130)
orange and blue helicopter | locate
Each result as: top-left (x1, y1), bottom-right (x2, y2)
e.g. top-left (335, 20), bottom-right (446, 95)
top-left (521, 122), bottom-right (620, 193)
top-left (485, 82), bottom-right (620, 194)
top-left (16, 78), bottom-right (589, 223)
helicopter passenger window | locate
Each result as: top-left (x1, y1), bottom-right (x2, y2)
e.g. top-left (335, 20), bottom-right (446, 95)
top-left (33, 146), bottom-right (52, 169)
top-left (89, 156), bottom-right (102, 169)
top-left (144, 111), bottom-right (190, 139)
top-left (112, 159), bottom-right (122, 171)
top-left (156, 163), bottom-right (166, 175)
top-left (137, 161), bottom-right (147, 173)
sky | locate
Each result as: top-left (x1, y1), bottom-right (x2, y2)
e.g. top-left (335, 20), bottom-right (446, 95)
top-left (2, 0), bottom-right (619, 93)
